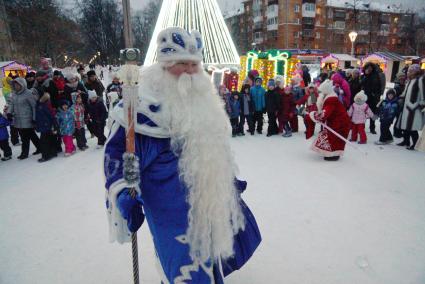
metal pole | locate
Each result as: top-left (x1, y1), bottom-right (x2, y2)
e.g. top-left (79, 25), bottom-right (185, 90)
top-left (122, 0), bottom-right (133, 48)
top-left (351, 41), bottom-right (354, 56)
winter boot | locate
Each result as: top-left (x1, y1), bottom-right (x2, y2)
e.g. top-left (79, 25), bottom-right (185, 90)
top-left (324, 156), bottom-right (340, 161)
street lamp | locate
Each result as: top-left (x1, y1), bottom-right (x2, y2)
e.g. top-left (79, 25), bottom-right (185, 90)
top-left (349, 31), bottom-right (358, 56)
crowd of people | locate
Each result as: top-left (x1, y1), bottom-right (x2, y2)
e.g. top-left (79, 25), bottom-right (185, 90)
top-left (219, 63), bottom-right (425, 154)
top-left (0, 60), bottom-right (424, 163)
top-left (0, 62), bottom-right (122, 163)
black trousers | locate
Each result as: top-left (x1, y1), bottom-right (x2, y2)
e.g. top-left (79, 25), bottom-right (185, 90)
top-left (0, 139), bottom-right (12, 157)
top-left (253, 111), bottom-right (264, 132)
top-left (367, 95), bottom-right (379, 132)
top-left (10, 125), bottom-right (20, 145)
top-left (379, 120), bottom-right (393, 142)
top-left (94, 122), bottom-right (106, 145)
top-left (239, 114), bottom-right (253, 134)
top-left (39, 131), bottom-right (57, 159)
top-left (75, 128), bottom-right (87, 149)
top-left (17, 128), bottom-right (40, 157)
top-left (403, 130), bottom-right (419, 146)
top-left (267, 112), bottom-right (278, 135)
top-left (230, 117), bottom-right (239, 135)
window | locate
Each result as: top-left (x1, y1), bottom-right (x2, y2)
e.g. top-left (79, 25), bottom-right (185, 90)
top-left (294, 42), bottom-right (299, 48)
top-left (296, 18), bottom-right (300, 24)
top-left (393, 28), bottom-right (397, 33)
top-left (316, 20), bottom-right (320, 26)
top-left (314, 44), bottom-right (319, 49)
top-left (316, 32), bottom-right (320, 39)
top-left (394, 17), bottom-right (398, 23)
top-left (327, 9), bottom-right (333, 19)
top-left (305, 3), bottom-right (315, 12)
top-left (255, 32), bottom-right (262, 39)
top-left (294, 4), bottom-right (300, 13)
top-left (392, 38), bottom-right (396, 45)
top-left (334, 21), bottom-right (345, 29)
top-left (294, 31), bottom-right (299, 38)
top-left (267, 17), bottom-right (278, 25)
top-left (317, 7), bottom-right (321, 15)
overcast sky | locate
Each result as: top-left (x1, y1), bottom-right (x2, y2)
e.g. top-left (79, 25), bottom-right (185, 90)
top-left (63, 0), bottom-right (421, 13)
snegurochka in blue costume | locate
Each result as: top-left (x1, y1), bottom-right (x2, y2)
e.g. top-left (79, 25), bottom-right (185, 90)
top-left (104, 27), bottom-right (261, 283)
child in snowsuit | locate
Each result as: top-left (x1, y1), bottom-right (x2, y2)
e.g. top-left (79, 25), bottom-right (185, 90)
top-left (35, 93), bottom-right (57, 162)
top-left (265, 79), bottom-right (280, 136)
top-left (296, 83), bottom-right (319, 139)
top-left (0, 112), bottom-right (12, 161)
top-left (250, 77), bottom-right (266, 134)
top-left (74, 94), bottom-right (88, 150)
top-left (229, 92), bottom-right (241, 137)
top-left (347, 91), bottom-right (375, 144)
top-left (278, 86), bottom-right (296, 137)
top-left (56, 100), bottom-right (76, 156)
top-left (375, 89), bottom-right (399, 145)
top-left (239, 84), bottom-right (255, 135)
top-left (87, 90), bottom-right (107, 148)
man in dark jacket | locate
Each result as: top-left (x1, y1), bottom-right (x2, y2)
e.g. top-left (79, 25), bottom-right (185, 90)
top-left (85, 70), bottom-right (105, 101)
top-left (361, 62), bottom-right (382, 134)
top-left (87, 90), bottom-right (107, 147)
top-left (348, 69), bottom-right (362, 106)
top-left (265, 79), bottom-right (280, 136)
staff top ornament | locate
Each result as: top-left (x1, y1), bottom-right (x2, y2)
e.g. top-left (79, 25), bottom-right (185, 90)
top-left (156, 27), bottom-right (204, 63)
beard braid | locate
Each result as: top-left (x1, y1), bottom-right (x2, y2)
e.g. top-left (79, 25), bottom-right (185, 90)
top-left (141, 64), bottom-right (245, 262)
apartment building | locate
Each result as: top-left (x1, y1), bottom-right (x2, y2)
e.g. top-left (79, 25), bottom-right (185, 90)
top-left (226, 0), bottom-right (418, 56)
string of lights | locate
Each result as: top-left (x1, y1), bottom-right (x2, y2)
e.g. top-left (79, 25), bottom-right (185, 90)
top-left (144, 0), bottom-right (240, 67)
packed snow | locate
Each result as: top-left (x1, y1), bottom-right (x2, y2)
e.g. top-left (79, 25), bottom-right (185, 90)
top-left (0, 73), bottom-right (425, 284)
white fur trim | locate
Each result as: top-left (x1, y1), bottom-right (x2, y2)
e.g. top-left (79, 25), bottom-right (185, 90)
top-left (104, 123), bottom-right (141, 244)
top-left (309, 111), bottom-right (318, 123)
top-left (109, 87), bottom-right (171, 138)
top-left (318, 79), bottom-right (335, 95)
top-left (311, 144), bottom-right (345, 157)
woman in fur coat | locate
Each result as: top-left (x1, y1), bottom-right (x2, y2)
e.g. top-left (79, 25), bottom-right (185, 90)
top-left (306, 80), bottom-right (351, 161)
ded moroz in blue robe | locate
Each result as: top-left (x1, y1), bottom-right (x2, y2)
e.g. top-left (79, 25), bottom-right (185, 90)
top-left (104, 92), bottom-right (261, 283)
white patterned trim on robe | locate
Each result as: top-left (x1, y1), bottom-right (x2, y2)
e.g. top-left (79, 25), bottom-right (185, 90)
top-left (311, 129), bottom-right (345, 157)
top-left (104, 122), bottom-right (141, 244)
top-left (173, 235), bottom-right (215, 284)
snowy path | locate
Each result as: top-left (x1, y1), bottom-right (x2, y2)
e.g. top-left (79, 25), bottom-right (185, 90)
top-left (1, 120), bottom-right (424, 284)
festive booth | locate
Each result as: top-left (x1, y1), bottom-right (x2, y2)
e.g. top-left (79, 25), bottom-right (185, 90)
top-left (0, 61), bottom-right (29, 78)
top-left (421, 58), bottom-right (425, 70)
top-left (321, 54), bottom-right (358, 71)
top-left (239, 49), bottom-right (299, 89)
top-left (361, 52), bottom-right (405, 82)
top-left (209, 66), bottom-right (239, 92)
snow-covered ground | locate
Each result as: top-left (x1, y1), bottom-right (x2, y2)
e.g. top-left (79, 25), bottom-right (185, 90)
top-left (1, 71), bottom-right (425, 284)
top-left (1, 114), bottom-right (424, 284)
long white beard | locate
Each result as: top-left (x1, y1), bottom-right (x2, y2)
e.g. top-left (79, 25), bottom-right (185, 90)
top-left (141, 64), bottom-right (245, 262)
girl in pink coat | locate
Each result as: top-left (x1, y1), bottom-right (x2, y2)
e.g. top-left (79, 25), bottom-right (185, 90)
top-left (347, 91), bottom-right (375, 144)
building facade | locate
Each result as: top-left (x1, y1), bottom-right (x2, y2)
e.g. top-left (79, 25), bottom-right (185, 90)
top-left (226, 0), bottom-right (419, 56)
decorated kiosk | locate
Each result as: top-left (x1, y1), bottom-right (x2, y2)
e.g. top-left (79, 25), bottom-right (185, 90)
top-left (321, 54), bottom-right (358, 71)
top-left (361, 52), bottom-right (405, 82)
top-left (0, 61), bottom-right (29, 78)
top-left (239, 49), bottom-right (300, 89)
top-left (421, 58), bottom-right (425, 70)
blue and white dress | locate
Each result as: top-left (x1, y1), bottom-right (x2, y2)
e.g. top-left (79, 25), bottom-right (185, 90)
top-left (104, 91), bottom-right (261, 283)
